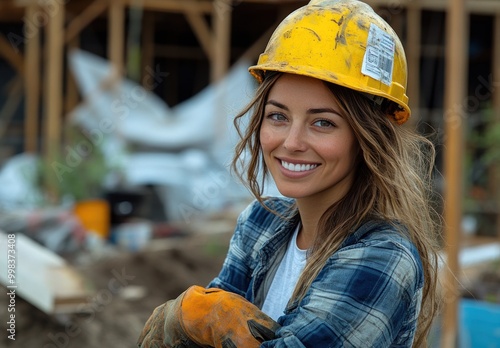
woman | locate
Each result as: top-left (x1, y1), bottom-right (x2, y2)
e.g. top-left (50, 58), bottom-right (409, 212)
top-left (138, 0), bottom-right (441, 347)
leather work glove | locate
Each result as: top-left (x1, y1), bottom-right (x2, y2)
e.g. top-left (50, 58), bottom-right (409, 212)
top-left (137, 285), bottom-right (280, 348)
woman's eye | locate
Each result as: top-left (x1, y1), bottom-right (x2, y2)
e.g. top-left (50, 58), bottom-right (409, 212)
top-left (313, 119), bottom-right (336, 128)
top-left (266, 113), bottom-right (287, 122)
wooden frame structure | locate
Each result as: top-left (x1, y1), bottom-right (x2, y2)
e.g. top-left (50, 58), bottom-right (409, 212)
top-left (14, 0), bottom-right (234, 157)
top-left (0, 0), bottom-right (302, 155)
top-left (1, 0), bottom-right (500, 346)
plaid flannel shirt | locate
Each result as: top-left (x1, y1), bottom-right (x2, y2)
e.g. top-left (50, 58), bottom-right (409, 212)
top-left (208, 198), bottom-right (424, 347)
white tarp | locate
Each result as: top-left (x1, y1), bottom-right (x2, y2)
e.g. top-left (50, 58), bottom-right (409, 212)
top-left (67, 49), bottom-right (278, 221)
top-left (0, 50), bottom-right (280, 222)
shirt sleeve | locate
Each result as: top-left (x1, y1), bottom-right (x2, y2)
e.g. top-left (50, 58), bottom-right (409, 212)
top-left (261, 238), bottom-right (423, 348)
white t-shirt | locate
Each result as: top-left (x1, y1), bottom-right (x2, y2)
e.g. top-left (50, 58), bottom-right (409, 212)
top-left (261, 224), bottom-right (307, 321)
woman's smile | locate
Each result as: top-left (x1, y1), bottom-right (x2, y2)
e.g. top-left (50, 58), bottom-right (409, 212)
top-left (277, 158), bottom-right (320, 179)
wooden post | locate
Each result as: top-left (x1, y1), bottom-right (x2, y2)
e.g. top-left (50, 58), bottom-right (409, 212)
top-left (0, 35), bottom-right (24, 75)
top-left (185, 10), bottom-right (214, 61)
top-left (211, 0), bottom-right (232, 83)
top-left (25, 2), bottom-right (40, 153)
top-left (441, 0), bottom-right (467, 346)
top-left (65, 0), bottom-right (109, 44)
top-left (43, 0), bottom-right (65, 160)
top-left (108, 0), bottom-right (125, 75)
top-left (0, 78), bottom-right (23, 141)
top-left (65, 35), bottom-right (80, 116)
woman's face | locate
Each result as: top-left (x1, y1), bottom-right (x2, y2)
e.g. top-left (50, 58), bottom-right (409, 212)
top-left (260, 73), bottom-right (359, 205)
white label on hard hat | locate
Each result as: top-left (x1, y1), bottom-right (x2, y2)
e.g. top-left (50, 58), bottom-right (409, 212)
top-left (361, 23), bottom-right (395, 86)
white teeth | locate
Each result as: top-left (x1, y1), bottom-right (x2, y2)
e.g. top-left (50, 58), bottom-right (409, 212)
top-left (281, 160), bottom-right (318, 172)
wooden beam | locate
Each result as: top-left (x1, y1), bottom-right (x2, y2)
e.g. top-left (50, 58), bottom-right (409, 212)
top-left (65, 0), bottom-right (108, 44)
top-left (108, 0), bottom-right (125, 75)
top-left (441, 0), bottom-right (467, 346)
top-left (211, 0), bottom-right (232, 83)
top-left (184, 11), bottom-right (214, 61)
top-left (0, 231), bottom-right (93, 315)
top-left (236, 7), bottom-right (291, 64)
top-left (0, 77), bottom-right (23, 140)
top-left (236, 24), bottom-right (274, 64)
top-left (24, 2), bottom-right (40, 153)
top-left (0, 34), bottom-right (24, 76)
top-left (43, 1), bottom-right (65, 162)
top-left (132, 0), bottom-right (213, 13)
top-left (0, 1), bottom-right (25, 22)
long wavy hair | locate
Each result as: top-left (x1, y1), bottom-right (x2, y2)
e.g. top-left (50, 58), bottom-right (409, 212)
top-left (232, 72), bottom-right (441, 347)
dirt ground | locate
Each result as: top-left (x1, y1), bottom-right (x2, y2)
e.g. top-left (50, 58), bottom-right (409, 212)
top-left (2, 211), bottom-right (499, 348)
top-left (1, 228), bottom-right (232, 348)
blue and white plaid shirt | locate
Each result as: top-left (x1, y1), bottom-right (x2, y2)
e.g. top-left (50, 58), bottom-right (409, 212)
top-left (208, 198), bottom-right (423, 347)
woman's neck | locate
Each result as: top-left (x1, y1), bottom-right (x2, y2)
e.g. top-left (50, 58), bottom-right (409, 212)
top-left (295, 199), bottom-right (327, 250)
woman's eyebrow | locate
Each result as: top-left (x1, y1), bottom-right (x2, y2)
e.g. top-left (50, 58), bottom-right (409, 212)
top-left (265, 100), bottom-right (288, 111)
top-left (266, 100), bottom-right (342, 117)
top-left (307, 107), bottom-right (342, 116)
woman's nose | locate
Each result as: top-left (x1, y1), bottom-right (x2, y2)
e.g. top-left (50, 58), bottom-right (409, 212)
top-left (283, 125), bottom-right (307, 152)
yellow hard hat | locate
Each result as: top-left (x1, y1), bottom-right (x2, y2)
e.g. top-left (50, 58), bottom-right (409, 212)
top-left (249, 0), bottom-right (410, 124)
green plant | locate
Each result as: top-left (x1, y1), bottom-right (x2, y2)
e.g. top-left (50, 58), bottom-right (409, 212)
top-left (468, 107), bottom-right (500, 166)
top-left (481, 118), bottom-right (500, 167)
top-left (38, 125), bottom-right (111, 203)
top-left (465, 106), bottom-right (500, 236)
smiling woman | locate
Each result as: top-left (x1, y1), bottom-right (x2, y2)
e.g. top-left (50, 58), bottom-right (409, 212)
top-left (138, 1), bottom-right (442, 347)
top-left (260, 74), bottom-right (359, 212)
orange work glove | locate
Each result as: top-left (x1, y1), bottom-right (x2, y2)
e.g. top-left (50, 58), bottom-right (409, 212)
top-left (137, 285), bottom-right (280, 348)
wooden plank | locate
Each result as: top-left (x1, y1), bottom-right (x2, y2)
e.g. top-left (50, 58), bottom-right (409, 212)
top-left (0, 34), bottom-right (24, 75)
top-left (96, 0), bottom-right (212, 14)
top-left (236, 24), bottom-right (274, 64)
top-left (184, 10), bottom-right (214, 61)
top-left (441, 0), bottom-right (467, 346)
top-left (236, 7), bottom-right (291, 63)
top-left (211, 0), bottom-right (232, 83)
top-left (65, 0), bottom-right (108, 44)
top-left (24, 2), bottom-right (40, 153)
top-left (0, 231), bottom-right (92, 315)
top-left (108, 0), bottom-right (125, 75)
top-left (43, 1), bottom-right (64, 163)
top-left (135, 0), bottom-right (213, 13)
top-left (0, 77), bottom-right (23, 140)
top-left (0, 1), bottom-right (25, 22)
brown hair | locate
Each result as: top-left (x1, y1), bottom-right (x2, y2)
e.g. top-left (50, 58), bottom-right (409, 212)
top-left (232, 72), bottom-right (441, 347)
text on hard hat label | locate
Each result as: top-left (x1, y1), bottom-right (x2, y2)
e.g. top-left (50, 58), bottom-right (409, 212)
top-left (361, 24), bottom-right (395, 86)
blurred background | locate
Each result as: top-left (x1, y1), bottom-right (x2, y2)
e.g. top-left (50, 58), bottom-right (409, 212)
top-left (0, 0), bottom-right (499, 347)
